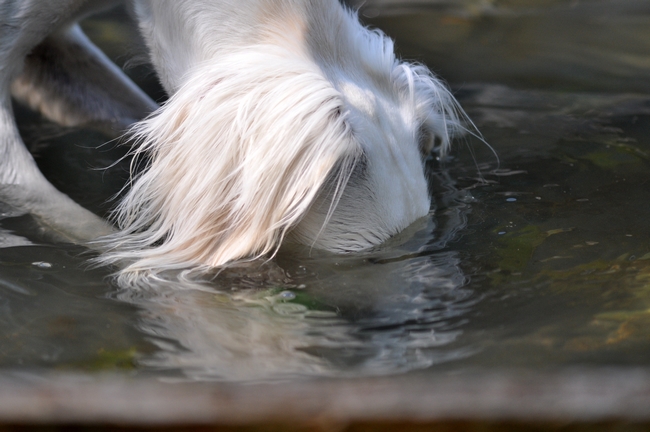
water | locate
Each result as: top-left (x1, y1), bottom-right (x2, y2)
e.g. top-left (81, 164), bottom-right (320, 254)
top-left (1, 1), bottom-right (649, 382)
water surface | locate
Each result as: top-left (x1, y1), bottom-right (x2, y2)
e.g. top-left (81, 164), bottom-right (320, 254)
top-left (1, 0), bottom-right (649, 382)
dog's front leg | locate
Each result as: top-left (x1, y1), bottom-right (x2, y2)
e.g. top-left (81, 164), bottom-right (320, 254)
top-left (0, 0), bottom-right (115, 243)
top-left (11, 23), bottom-right (158, 135)
top-left (0, 99), bottom-right (115, 243)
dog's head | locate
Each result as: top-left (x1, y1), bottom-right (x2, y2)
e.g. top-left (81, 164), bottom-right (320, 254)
top-left (291, 13), bottom-right (463, 251)
top-left (100, 7), bottom-right (463, 278)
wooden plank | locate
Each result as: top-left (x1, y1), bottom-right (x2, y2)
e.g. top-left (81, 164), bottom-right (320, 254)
top-left (0, 369), bottom-right (650, 426)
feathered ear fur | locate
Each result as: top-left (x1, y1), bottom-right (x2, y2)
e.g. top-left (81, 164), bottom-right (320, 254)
top-left (326, 8), bottom-right (465, 158)
top-left (97, 46), bottom-right (360, 280)
top-left (392, 62), bottom-right (464, 158)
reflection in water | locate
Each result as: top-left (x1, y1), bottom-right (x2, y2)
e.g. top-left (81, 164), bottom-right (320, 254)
top-left (0, 229), bottom-right (32, 248)
top-left (113, 194), bottom-right (476, 381)
top-left (0, 204), bottom-right (31, 248)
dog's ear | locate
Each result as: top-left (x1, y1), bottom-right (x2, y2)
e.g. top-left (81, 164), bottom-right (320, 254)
top-left (392, 62), bottom-right (464, 158)
top-left (97, 48), bottom-right (360, 278)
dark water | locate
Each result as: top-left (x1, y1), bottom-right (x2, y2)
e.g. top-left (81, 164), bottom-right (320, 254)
top-left (1, 0), bottom-right (649, 382)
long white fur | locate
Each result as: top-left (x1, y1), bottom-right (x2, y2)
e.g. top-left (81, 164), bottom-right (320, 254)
top-left (0, 0), bottom-right (465, 283)
top-left (101, 47), bottom-right (361, 273)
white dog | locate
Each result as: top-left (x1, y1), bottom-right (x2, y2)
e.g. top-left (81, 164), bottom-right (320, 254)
top-left (0, 0), bottom-right (464, 280)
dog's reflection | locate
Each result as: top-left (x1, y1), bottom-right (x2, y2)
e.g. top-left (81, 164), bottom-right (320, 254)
top-left (114, 219), bottom-right (476, 382)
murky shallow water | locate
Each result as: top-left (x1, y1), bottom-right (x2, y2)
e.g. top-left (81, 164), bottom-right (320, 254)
top-left (1, 0), bottom-right (650, 382)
